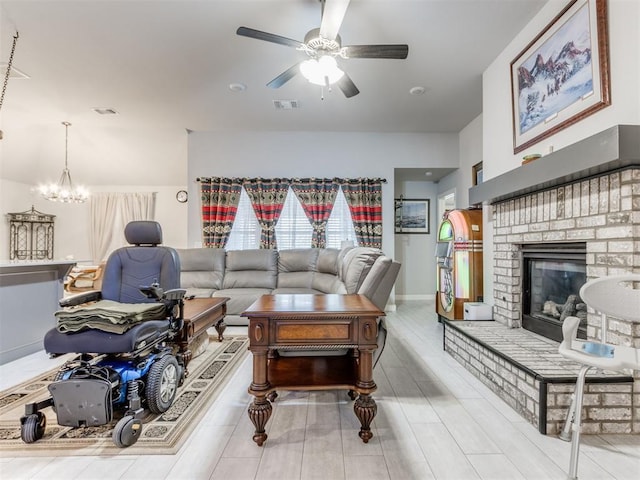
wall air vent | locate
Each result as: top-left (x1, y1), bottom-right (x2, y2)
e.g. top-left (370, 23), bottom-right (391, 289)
top-left (273, 100), bottom-right (300, 110)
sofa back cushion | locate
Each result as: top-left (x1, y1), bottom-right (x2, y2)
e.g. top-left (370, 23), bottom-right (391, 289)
top-left (316, 248), bottom-right (340, 274)
top-left (310, 248), bottom-right (342, 293)
top-left (357, 256), bottom-right (400, 310)
top-left (277, 248), bottom-right (319, 288)
top-left (176, 247), bottom-right (225, 290)
top-left (223, 249), bottom-right (278, 289)
top-left (340, 247), bottom-right (384, 294)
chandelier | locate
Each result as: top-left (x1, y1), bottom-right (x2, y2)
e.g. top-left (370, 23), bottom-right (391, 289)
top-left (39, 122), bottom-right (89, 203)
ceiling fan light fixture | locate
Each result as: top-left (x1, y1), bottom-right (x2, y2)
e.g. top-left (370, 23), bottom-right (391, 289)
top-left (300, 55), bottom-right (344, 86)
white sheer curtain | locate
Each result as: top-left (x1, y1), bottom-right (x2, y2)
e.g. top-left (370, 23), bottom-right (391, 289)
top-left (90, 192), bottom-right (156, 263)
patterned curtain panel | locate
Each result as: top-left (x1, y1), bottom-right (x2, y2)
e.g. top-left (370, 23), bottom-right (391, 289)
top-left (290, 178), bottom-right (339, 248)
top-left (243, 178), bottom-right (290, 249)
top-left (199, 177), bottom-right (243, 248)
top-left (341, 178), bottom-right (384, 248)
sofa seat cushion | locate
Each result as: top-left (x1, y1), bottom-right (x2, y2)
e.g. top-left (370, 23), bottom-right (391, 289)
top-left (272, 287), bottom-right (322, 295)
top-left (312, 272), bottom-right (346, 294)
top-left (213, 288), bottom-right (272, 315)
top-left (184, 287), bottom-right (217, 298)
top-left (277, 271), bottom-right (315, 288)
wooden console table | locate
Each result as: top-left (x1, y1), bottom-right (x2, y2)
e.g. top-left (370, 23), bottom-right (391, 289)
top-left (241, 294), bottom-right (384, 446)
top-left (180, 297), bottom-right (228, 366)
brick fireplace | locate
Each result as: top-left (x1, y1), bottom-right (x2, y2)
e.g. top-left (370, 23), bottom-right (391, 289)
top-left (492, 168), bottom-right (637, 343)
top-left (446, 125), bottom-right (640, 435)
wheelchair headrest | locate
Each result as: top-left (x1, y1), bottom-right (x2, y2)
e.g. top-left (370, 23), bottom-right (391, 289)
top-left (124, 221), bottom-right (163, 246)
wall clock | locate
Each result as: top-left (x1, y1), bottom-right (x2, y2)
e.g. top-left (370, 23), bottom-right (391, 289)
top-left (176, 190), bottom-right (188, 203)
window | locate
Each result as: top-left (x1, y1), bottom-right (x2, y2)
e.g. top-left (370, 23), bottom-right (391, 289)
top-left (274, 191), bottom-right (313, 249)
top-left (325, 188), bottom-right (357, 248)
top-left (225, 189), bottom-right (261, 251)
top-left (226, 186), bottom-right (357, 250)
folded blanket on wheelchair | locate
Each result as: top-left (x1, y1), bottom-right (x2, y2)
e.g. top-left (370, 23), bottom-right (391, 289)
top-left (55, 300), bottom-right (167, 334)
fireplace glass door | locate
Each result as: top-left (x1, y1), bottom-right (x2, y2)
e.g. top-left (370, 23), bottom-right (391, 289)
top-left (523, 246), bottom-right (586, 342)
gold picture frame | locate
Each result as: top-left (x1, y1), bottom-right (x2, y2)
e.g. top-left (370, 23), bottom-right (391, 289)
top-left (510, 0), bottom-right (611, 154)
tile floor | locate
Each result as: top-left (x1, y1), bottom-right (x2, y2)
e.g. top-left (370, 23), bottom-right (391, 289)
top-left (0, 300), bottom-right (638, 479)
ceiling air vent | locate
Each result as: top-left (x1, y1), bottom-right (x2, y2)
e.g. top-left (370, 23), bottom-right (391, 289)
top-left (273, 100), bottom-right (300, 110)
top-left (92, 107), bottom-right (119, 115)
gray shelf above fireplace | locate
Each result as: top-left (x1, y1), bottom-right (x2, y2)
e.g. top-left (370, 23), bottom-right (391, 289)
top-left (469, 124), bottom-right (640, 205)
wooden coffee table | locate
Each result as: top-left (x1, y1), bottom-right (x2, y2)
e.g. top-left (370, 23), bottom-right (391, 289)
top-left (179, 297), bottom-right (228, 366)
top-left (241, 294), bottom-right (384, 446)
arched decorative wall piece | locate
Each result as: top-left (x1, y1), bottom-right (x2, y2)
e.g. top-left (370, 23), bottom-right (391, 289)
top-left (6, 206), bottom-right (55, 260)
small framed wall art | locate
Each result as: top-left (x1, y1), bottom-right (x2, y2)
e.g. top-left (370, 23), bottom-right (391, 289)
top-left (394, 198), bottom-right (430, 234)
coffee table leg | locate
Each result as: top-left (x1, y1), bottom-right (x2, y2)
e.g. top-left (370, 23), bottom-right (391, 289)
top-left (214, 319), bottom-right (226, 342)
top-left (248, 395), bottom-right (272, 446)
top-left (354, 394), bottom-right (377, 443)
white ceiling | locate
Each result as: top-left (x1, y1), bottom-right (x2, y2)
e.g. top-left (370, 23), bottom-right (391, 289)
top-left (0, 0), bottom-right (546, 186)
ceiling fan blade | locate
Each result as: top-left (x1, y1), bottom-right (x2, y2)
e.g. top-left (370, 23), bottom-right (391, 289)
top-left (343, 44), bottom-right (409, 59)
top-left (319, 0), bottom-right (350, 41)
top-left (266, 64), bottom-right (301, 89)
top-left (236, 26), bottom-right (305, 49)
top-left (336, 73), bottom-right (359, 98)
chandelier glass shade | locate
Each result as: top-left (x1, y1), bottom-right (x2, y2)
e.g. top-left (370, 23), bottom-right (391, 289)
top-left (299, 55), bottom-right (344, 86)
top-left (39, 122), bottom-right (89, 203)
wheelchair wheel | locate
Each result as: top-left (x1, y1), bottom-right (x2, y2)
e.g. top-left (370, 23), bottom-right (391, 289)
top-left (146, 355), bottom-right (179, 414)
top-left (112, 414), bottom-right (142, 447)
top-left (21, 412), bottom-right (46, 443)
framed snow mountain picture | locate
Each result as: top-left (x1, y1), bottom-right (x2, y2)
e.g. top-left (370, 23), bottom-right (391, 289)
top-left (510, 0), bottom-right (610, 154)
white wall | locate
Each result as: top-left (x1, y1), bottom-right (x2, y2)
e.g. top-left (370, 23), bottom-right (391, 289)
top-left (438, 113), bottom-right (483, 209)
top-left (481, 0), bottom-right (640, 302)
top-left (188, 130), bottom-right (458, 243)
top-left (0, 180), bottom-right (188, 263)
top-left (393, 180), bottom-right (440, 300)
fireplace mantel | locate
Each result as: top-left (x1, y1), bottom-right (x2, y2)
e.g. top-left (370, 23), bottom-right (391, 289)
top-left (469, 124), bottom-right (640, 205)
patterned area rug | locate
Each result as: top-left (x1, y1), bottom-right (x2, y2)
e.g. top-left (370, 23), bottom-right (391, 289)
top-left (0, 334), bottom-right (249, 457)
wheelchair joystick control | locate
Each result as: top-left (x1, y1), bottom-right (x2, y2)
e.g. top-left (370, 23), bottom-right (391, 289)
top-left (139, 282), bottom-right (163, 300)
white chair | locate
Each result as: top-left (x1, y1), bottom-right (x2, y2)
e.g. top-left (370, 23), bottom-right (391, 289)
top-left (558, 274), bottom-right (640, 479)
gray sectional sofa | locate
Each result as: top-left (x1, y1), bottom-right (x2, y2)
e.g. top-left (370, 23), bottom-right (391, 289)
top-left (175, 246), bottom-right (401, 326)
top-left (175, 246), bottom-right (400, 365)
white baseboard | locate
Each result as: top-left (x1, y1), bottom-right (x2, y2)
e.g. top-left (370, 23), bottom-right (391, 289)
top-left (396, 294), bottom-right (435, 301)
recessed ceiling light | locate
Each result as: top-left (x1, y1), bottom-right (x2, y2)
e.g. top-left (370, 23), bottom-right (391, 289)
top-left (409, 86), bottom-right (426, 96)
top-left (229, 82), bottom-right (247, 92)
top-left (92, 107), bottom-right (118, 115)
top-left (425, 171), bottom-right (433, 176)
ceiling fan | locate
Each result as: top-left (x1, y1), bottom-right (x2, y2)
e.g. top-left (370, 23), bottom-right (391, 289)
top-left (236, 0), bottom-right (409, 98)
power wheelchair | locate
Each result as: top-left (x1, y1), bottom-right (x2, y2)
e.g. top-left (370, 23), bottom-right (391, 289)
top-left (20, 221), bottom-right (187, 448)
